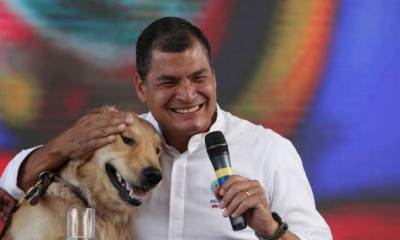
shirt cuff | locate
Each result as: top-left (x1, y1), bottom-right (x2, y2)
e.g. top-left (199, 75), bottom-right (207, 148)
top-left (0, 146), bottom-right (42, 199)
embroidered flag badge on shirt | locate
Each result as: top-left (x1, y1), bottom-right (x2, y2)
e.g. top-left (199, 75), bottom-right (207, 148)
top-left (209, 179), bottom-right (221, 208)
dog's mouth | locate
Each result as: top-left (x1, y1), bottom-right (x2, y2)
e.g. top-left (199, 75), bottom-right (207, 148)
top-left (105, 163), bottom-right (152, 206)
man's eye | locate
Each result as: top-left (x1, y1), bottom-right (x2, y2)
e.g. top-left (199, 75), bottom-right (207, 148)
top-left (156, 81), bottom-right (174, 88)
top-left (193, 75), bottom-right (206, 82)
top-left (121, 135), bottom-right (135, 145)
top-left (163, 81), bottom-right (176, 86)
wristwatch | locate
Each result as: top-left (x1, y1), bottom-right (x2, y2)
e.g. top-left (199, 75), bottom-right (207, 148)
top-left (255, 212), bottom-right (288, 240)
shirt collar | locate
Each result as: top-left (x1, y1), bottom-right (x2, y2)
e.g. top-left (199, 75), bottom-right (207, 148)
top-left (209, 104), bottom-right (225, 133)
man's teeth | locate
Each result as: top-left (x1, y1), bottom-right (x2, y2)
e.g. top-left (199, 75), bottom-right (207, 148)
top-left (173, 105), bottom-right (200, 113)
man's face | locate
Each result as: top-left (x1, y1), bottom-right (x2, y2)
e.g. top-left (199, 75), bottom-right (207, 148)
top-left (135, 40), bottom-right (217, 144)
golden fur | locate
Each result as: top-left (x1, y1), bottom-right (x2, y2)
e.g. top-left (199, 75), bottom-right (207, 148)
top-left (4, 107), bottom-right (162, 240)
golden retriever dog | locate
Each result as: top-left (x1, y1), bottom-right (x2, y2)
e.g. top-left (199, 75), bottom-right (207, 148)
top-left (4, 107), bottom-right (163, 240)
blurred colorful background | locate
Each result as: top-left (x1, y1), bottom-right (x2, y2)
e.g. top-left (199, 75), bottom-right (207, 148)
top-left (0, 0), bottom-right (399, 239)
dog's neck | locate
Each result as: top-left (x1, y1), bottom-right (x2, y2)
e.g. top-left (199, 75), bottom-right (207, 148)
top-left (56, 160), bottom-right (90, 203)
top-left (52, 174), bottom-right (89, 206)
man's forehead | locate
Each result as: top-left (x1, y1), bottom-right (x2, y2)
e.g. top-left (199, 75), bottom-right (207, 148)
top-left (151, 47), bottom-right (199, 61)
top-left (150, 49), bottom-right (209, 71)
top-left (150, 39), bottom-right (208, 59)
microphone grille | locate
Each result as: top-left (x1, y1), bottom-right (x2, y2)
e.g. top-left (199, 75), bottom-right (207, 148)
top-left (205, 131), bottom-right (228, 157)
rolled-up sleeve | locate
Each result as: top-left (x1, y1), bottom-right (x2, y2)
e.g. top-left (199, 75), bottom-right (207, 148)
top-left (265, 137), bottom-right (332, 240)
top-left (0, 146), bottom-right (42, 199)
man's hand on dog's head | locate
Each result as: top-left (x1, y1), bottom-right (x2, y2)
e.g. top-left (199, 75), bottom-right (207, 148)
top-left (54, 110), bottom-right (134, 160)
top-left (18, 109), bottom-right (135, 191)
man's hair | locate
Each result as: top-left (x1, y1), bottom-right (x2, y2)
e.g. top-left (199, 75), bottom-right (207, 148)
top-left (136, 16), bottom-right (212, 81)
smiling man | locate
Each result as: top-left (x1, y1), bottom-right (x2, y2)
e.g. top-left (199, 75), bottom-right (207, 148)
top-left (1, 17), bottom-right (332, 240)
top-left (135, 40), bottom-right (217, 152)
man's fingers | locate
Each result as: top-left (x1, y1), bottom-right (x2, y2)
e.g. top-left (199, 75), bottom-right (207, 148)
top-left (220, 179), bottom-right (258, 208)
top-left (125, 112), bottom-right (134, 124)
top-left (87, 124), bottom-right (126, 140)
top-left (222, 190), bottom-right (251, 217)
top-left (95, 112), bottom-right (134, 126)
top-left (70, 135), bottom-right (115, 158)
top-left (231, 195), bottom-right (260, 218)
top-left (75, 112), bottom-right (134, 139)
top-left (57, 110), bottom-right (136, 160)
top-left (84, 135), bottom-right (116, 151)
top-left (78, 111), bottom-right (134, 130)
top-left (219, 177), bottom-right (268, 220)
top-left (220, 175), bottom-right (247, 192)
top-left (223, 188), bottom-right (266, 218)
top-left (85, 113), bottom-right (135, 138)
top-left (86, 113), bottom-right (126, 128)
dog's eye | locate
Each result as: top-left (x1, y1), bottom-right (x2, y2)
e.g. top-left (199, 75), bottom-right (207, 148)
top-left (121, 135), bottom-right (135, 145)
top-left (156, 147), bottom-right (161, 155)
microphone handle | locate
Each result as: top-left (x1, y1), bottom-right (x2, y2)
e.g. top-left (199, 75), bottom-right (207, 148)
top-left (212, 155), bottom-right (247, 231)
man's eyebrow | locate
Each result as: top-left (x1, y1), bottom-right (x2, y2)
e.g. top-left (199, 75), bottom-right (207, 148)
top-left (156, 69), bottom-right (207, 81)
top-left (189, 68), bottom-right (207, 78)
top-left (157, 74), bottom-right (179, 82)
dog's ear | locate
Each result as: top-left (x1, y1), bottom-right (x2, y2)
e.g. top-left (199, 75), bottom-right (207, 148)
top-left (61, 158), bottom-right (88, 181)
top-left (69, 153), bottom-right (93, 170)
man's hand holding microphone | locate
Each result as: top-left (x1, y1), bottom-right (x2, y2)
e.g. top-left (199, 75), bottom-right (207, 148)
top-left (205, 131), bottom-right (296, 240)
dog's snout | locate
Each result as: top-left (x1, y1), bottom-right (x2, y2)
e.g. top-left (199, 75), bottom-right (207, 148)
top-left (142, 167), bottom-right (162, 186)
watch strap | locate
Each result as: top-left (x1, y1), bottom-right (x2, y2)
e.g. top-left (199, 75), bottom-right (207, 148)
top-left (255, 212), bottom-right (288, 240)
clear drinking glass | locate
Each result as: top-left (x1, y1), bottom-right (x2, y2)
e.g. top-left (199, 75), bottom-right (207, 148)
top-left (66, 207), bottom-right (95, 240)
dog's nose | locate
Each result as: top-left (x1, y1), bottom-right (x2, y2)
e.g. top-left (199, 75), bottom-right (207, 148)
top-left (142, 167), bottom-right (162, 186)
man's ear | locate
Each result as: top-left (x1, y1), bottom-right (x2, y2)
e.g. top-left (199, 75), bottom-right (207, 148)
top-left (134, 72), bottom-right (147, 104)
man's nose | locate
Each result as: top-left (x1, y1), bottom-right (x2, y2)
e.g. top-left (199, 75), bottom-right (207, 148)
top-left (176, 79), bottom-right (197, 102)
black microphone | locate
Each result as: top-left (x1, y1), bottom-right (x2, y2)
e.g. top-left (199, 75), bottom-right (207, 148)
top-left (205, 131), bottom-right (247, 231)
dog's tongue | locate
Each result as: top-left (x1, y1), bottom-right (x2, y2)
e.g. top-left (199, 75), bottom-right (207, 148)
top-left (130, 190), bottom-right (149, 201)
top-left (126, 183), bottom-right (150, 201)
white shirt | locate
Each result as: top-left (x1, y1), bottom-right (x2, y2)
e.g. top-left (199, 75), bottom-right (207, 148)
top-left (1, 107), bottom-right (332, 240)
